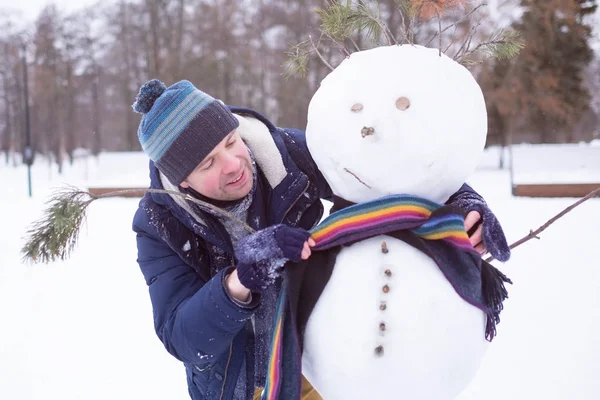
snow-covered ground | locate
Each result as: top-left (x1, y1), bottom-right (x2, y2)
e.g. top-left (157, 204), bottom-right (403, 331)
top-left (1, 143), bottom-right (599, 400)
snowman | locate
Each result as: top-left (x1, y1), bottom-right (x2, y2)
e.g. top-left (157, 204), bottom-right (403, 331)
top-left (299, 45), bottom-right (506, 400)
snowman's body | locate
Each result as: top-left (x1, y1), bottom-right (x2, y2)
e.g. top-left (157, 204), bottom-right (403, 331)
top-left (302, 236), bottom-right (488, 400)
top-left (302, 45), bottom-right (491, 399)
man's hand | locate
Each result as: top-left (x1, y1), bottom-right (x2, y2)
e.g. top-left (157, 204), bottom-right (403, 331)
top-left (301, 237), bottom-right (316, 260)
top-left (464, 210), bottom-right (486, 255)
top-left (447, 184), bottom-right (510, 262)
top-left (225, 269), bottom-right (251, 302)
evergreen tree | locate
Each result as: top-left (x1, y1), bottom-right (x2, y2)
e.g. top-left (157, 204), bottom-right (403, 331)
top-left (501, 0), bottom-right (597, 142)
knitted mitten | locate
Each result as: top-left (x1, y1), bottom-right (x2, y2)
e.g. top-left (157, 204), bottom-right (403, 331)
top-left (234, 224), bottom-right (311, 292)
top-left (448, 185), bottom-right (511, 262)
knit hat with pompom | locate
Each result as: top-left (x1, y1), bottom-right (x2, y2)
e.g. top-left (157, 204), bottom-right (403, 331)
top-left (132, 79), bottom-right (239, 185)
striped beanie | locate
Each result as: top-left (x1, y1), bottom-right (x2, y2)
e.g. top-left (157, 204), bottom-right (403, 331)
top-left (132, 79), bottom-right (239, 185)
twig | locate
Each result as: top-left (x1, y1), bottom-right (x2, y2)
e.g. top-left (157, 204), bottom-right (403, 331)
top-left (443, 25), bottom-right (460, 53)
top-left (93, 188), bottom-right (255, 233)
top-left (438, 12), bottom-right (442, 56)
top-left (383, 15), bottom-right (398, 45)
top-left (397, 4), bottom-right (409, 44)
top-left (485, 188), bottom-right (600, 262)
top-left (349, 36), bottom-right (361, 52)
top-left (425, 3), bottom-right (486, 47)
top-left (309, 34), bottom-right (334, 71)
top-left (344, 168), bottom-right (372, 189)
top-left (367, 1), bottom-right (395, 45)
top-left (464, 19), bottom-right (481, 55)
top-left (454, 22), bottom-right (479, 61)
top-left (325, 32), bottom-right (350, 57)
top-left (409, 3), bottom-right (425, 44)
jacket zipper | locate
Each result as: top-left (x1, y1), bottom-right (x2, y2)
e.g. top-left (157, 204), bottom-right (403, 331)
top-left (219, 344), bottom-right (233, 400)
top-left (280, 179), bottom-right (310, 224)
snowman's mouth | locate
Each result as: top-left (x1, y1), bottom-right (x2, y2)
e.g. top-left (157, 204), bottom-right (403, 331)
top-left (343, 168), bottom-right (372, 189)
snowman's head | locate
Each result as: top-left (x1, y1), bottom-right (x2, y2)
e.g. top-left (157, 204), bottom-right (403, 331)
top-left (306, 45), bottom-right (487, 204)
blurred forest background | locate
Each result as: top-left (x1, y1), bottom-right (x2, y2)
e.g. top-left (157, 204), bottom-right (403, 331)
top-left (0, 0), bottom-right (598, 171)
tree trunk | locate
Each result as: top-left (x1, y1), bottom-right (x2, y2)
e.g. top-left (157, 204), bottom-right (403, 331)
top-left (13, 60), bottom-right (23, 167)
top-left (172, 0), bottom-right (185, 80)
top-left (91, 64), bottom-right (101, 156)
top-left (147, 0), bottom-right (162, 77)
top-left (120, 1), bottom-right (137, 151)
top-left (65, 56), bottom-right (75, 165)
top-left (1, 70), bottom-right (12, 165)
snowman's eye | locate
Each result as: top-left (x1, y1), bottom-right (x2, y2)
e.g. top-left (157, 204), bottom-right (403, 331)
top-left (395, 97), bottom-right (410, 111)
top-left (351, 103), bottom-right (363, 112)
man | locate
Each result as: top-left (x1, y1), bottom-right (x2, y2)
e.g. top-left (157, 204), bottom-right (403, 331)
top-left (131, 79), bottom-right (509, 400)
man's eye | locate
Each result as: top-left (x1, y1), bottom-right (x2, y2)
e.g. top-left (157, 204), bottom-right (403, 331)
top-left (201, 160), bottom-right (213, 170)
top-left (226, 139), bottom-right (236, 147)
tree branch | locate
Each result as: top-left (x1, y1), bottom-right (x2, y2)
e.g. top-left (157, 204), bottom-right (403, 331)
top-left (485, 187), bottom-right (600, 262)
top-left (443, 24), bottom-right (460, 53)
top-left (323, 32), bottom-right (350, 57)
top-left (438, 12), bottom-right (442, 56)
top-left (426, 3), bottom-right (486, 47)
top-left (309, 34), bottom-right (334, 71)
top-left (396, 3), bottom-right (409, 44)
top-left (349, 36), bottom-right (361, 52)
top-left (93, 188), bottom-right (255, 232)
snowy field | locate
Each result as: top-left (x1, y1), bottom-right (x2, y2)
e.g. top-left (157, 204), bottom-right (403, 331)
top-left (1, 143), bottom-right (599, 400)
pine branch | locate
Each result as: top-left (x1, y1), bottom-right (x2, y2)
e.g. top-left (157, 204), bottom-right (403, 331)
top-left (374, 2), bottom-right (398, 45)
top-left (354, 2), bottom-right (386, 45)
top-left (457, 28), bottom-right (525, 65)
top-left (484, 29), bottom-right (525, 60)
top-left (485, 188), bottom-right (600, 263)
top-left (21, 186), bottom-right (255, 264)
top-left (315, 0), bottom-right (358, 43)
top-left (21, 187), bottom-right (93, 264)
top-left (282, 39), bottom-right (311, 79)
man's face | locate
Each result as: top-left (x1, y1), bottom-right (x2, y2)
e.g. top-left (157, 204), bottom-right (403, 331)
top-left (180, 130), bottom-right (253, 201)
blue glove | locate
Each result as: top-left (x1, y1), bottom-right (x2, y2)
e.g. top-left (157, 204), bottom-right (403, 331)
top-left (447, 185), bottom-right (511, 262)
top-left (234, 224), bottom-right (311, 292)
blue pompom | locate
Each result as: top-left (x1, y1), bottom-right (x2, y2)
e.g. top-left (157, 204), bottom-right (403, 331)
top-left (132, 79), bottom-right (167, 114)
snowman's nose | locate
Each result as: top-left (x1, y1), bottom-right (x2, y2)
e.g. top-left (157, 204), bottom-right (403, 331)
top-left (361, 126), bottom-right (375, 138)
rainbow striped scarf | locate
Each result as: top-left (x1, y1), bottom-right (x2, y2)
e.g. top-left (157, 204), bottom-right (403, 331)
top-left (310, 194), bottom-right (476, 253)
top-left (261, 194), bottom-right (476, 400)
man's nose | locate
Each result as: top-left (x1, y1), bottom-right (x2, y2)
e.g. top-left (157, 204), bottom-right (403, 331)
top-left (222, 152), bottom-right (240, 174)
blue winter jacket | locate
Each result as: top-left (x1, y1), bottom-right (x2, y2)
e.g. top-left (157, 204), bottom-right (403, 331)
top-left (132, 107), bottom-right (333, 400)
top-left (132, 107), bottom-right (486, 400)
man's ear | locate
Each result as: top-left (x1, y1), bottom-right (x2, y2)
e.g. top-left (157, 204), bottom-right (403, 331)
top-left (180, 181), bottom-right (190, 189)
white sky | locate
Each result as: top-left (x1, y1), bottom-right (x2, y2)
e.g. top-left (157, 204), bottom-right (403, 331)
top-left (0, 0), bottom-right (597, 50)
top-left (0, 0), bottom-right (105, 23)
